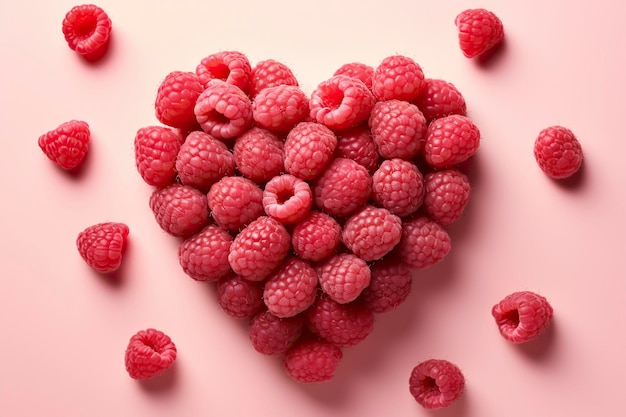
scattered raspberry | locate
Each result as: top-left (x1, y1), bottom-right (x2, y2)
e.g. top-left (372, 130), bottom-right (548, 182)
top-left (196, 50), bottom-right (252, 93)
top-left (194, 80), bottom-right (253, 140)
top-left (372, 158), bottom-right (425, 218)
top-left (371, 55), bottom-right (425, 102)
top-left (455, 8), bottom-right (504, 58)
top-left (155, 71), bottom-right (204, 129)
top-left (492, 291), bottom-right (554, 343)
top-left (533, 126), bottom-right (583, 179)
top-left (125, 328), bottom-right (177, 380)
top-left (423, 169), bottom-right (471, 226)
top-left (216, 273), bottom-right (265, 319)
top-left (134, 125), bottom-right (182, 187)
top-left (369, 99), bottom-right (427, 160)
top-left (397, 215), bottom-right (451, 270)
top-left (76, 222), bottom-right (129, 273)
top-left (335, 126), bottom-right (380, 174)
top-left (38, 120), bottom-right (90, 171)
top-left (423, 115), bottom-right (480, 168)
top-left (263, 174), bottom-right (312, 224)
top-left (409, 359), bottom-right (465, 409)
top-left (333, 62), bottom-right (375, 89)
top-left (342, 206), bottom-right (402, 262)
top-left (312, 158), bottom-right (372, 218)
top-left (284, 339), bottom-right (343, 383)
top-left (284, 122), bottom-right (337, 180)
top-left (233, 127), bottom-right (285, 184)
top-left (249, 59), bottom-right (299, 98)
top-left (61, 4), bottom-right (112, 61)
top-left (291, 211), bottom-right (342, 262)
top-left (414, 78), bottom-right (467, 123)
top-left (149, 184), bottom-right (209, 238)
top-left (263, 257), bottom-right (319, 318)
top-left (249, 311), bottom-right (304, 355)
top-left (207, 176), bottom-right (264, 232)
top-left (361, 257), bottom-right (412, 313)
top-left (178, 225), bottom-right (233, 282)
top-left (252, 85), bottom-right (309, 132)
top-left (316, 253), bottom-right (371, 304)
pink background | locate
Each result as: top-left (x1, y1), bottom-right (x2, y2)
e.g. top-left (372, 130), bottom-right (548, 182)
top-left (1, 1), bottom-right (625, 416)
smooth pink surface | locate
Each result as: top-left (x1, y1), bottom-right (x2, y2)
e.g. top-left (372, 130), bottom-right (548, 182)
top-left (1, 1), bottom-right (625, 416)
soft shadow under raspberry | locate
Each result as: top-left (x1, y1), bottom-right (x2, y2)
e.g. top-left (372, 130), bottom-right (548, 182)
top-left (514, 319), bottom-right (558, 362)
top-left (551, 159), bottom-right (587, 191)
top-left (475, 37), bottom-right (508, 69)
top-left (138, 361), bottom-right (179, 393)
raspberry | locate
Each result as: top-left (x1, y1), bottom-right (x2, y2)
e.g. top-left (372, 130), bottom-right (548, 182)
top-left (291, 211), bottom-right (342, 262)
top-left (333, 62), bottom-right (374, 89)
top-left (284, 339), bottom-right (343, 383)
top-left (309, 75), bottom-right (375, 130)
top-left (361, 257), bottom-right (412, 313)
top-left (409, 359), bottom-right (465, 409)
top-left (533, 126), bottom-right (583, 179)
top-left (249, 311), bottom-right (304, 355)
top-left (263, 257), bottom-right (319, 318)
top-left (175, 131), bottom-right (236, 191)
top-left (397, 215), bottom-right (451, 270)
top-left (372, 158), bottom-right (425, 218)
top-left (228, 216), bottom-right (291, 281)
top-left (342, 206), bottom-right (402, 262)
top-left (216, 273), bottom-right (265, 319)
top-left (423, 169), bottom-right (471, 226)
top-left (492, 291), bottom-right (554, 344)
top-left (249, 59), bottom-right (299, 98)
top-left (61, 4), bottom-right (112, 61)
top-left (134, 125), bottom-right (182, 187)
top-left (316, 253), bottom-right (371, 304)
top-left (312, 158), bottom-right (372, 218)
top-left (335, 126), bottom-right (380, 174)
top-left (149, 184), bottom-right (209, 238)
top-left (155, 71), bottom-right (204, 129)
top-left (455, 8), bottom-right (504, 58)
top-left (38, 120), bottom-right (90, 171)
top-left (414, 78), bottom-right (467, 123)
top-left (125, 328), bottom-right (177, 380)
top-left (284, 122), bottom-right (337, 180)
top-left (263, 174), bottom-right (312, 224)
top-left (233, 127), bottom-right (285, 184)
top-left (196, 51), bottom-right (252, 93)
top-left (194, 80), bottom-right (253, 140)
top-left (207, 176), bottom-right (264, 232)
top-left (423, 115), bottom-right (480, 168)
top-left (252, 85), bottom-right (309, 132)
top-left (178, 225), bottom-right (233, 282)
top-left (369, 99), bottom-right (427, 160)
top-left (371, 55), bottom-right (425, 102)
top-left (76, 222), bottom-right (129, 273)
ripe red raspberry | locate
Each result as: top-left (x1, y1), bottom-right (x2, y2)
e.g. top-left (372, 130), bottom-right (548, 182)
top-left (316, 253), bottom-right (371, 304)
top-left (125, 328), bottom-right (177, 380)
top-left (249, 59), bottom-right (299, 98)
top-left (414, 78), bottom-right (467, 123)
top-left (455, 8), bottom-right (504, 58)
top-left (61, 4), bottom-right (112, 61)
top-left (312, 158), bottom-right (372, 218)
top-left (409, 359), bottom-right (465, 409)
top-left (228, 216), bottom-right (291, 281)
top-left (207, 176), bottom-right (264, 232)
top-left (233, 127), bottom-right (284, 184)
top-left (361, 257), bottom-right (412, 313)
top-left (423, 169), bottom-right (471, 226)
top-left (263, 257), bottom-right (319, 318)
top-left (372, 55), bottom-right (425, 101)
top-left (38, 120), bottom-right (90, 171)
top-left (342, 206), bottom-right (402, 262)
top-left (175, 131), bottom-right (235, 191)
top-left (369, 99), bottom-right (427, 160)
top-left (309, 75), bottom-right (375, 130)
top-left (76, 222), bottom-right (129, 273)
top-left (216, 273), bottom-right (265, 319)
top-left (372, 158), bottom-right (425, 218)
top-left (284, 339), bottom-right (343, 383)
top-left (252, 85), bottom-right (309, 132)
top-left (333, 62), bottom-right (374, 89)
top-left (291, 211), bottom-right (342, 262)
top-left (397, 215), bottom-right (451, 270)
top-left (423, 115), bottom-right (480, 168)
top-left (492, 291), bottom-right (554, 344)
top-left (134, 125), bottom-right (182, 187)
top-left (196, 50), bottom-right (251, 93)
top-left (155, 71), bottom-right (204, 129)
top-left (194, 80), bottom-right (253, 140)
top-left (263, 174), bottom-right (312, 224)
top-left (249, 311), bottom-right (304, 355)
top-left (284, 122), bottom-right (337, 180)
top-left (178, 225), bottom-right (233, 282)
top-left (149, 184), bottom-right (209, 238)
top-left (533, 126), bottom-right (583, 179)
top-left (335, 126), bottom-right (380, 174)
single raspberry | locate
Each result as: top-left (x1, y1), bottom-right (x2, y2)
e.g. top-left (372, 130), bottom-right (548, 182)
top-left (196, 51), bottom-right (251, 93)
top-left (263, 174), bottom-right (312, 224)
top-left (369, 99), bottom-right (427, 160)
top-left (492, 291), bottom-right (554, 343)
top-left (228, 216), bottom-right (291, 281)
top-left (333, 62), bottom-right (374, 89)
top-left (61, 4), bottom-right (112, 61)
top-left (342, 206), bottom-right (402, 262)
top-left (155, 71), bottom-right (204, 129)
top-left (409, 359), bottom-right (465, 409)
top-left (133, 125), bottom-right (182, 187)
top-left (284, 339), bottom-right (343, 383)
top-left (249, 59), bottom-right (299, 98)
top-left (372, 158), bottom-right (425, 218)
top-left (125, 328), bottom-right (177, 380)
top-left (38, 120), bottom-right (90, 171)
top-left (194, 80), bottom-right (253, 140)
top-left (312, 158), bottom-right (372, 218)
top-left (423, 115), bottom-right (480, 168)
top-left (207, 176), bottom-right (264, 232)
top-left (249, 311), bottom-right (304, 355)
top-left (316, 253), bottom-right (371, 304)
top-left (361, 257), bottom-right (412, 313)
top-left (178, 225), bottom-right (233, 282)
top-left (335, 126), bottom-right (380, 174)
top-left (263, 257), bottom-right (319, 318)
top-left (455, 8), bottom-right (504, 58)
top-left (414, 78), bottom-right (467, 123)
top-left (233, 127), bottom-right (285, 184)
top-left (533, 126), bottom-right (583, 179)
top-left (423, 169), bottom-right (471, 226)
top-left (76, 222), bottom-right (129, 273)
top-left (284, 122), bottom-right (337, 180)
top-left (291, 211), bottom-right (342, 262)
top-left (149, 184), bottom-right (209, 238)
top-left (252, 85), bottom-right (309, 132)
top-left (175, 131), bottom-right (236, 191)
top-left (216, 273), bottom-right (265, 319)
top-left (397, 215), bottom-right (451, 270)
top-left (371, 55), bottom-right (425, 102)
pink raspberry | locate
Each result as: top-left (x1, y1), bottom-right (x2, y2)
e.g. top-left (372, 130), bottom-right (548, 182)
top-left (149, 184), bottom-right (209, 238)
top-left (252, 85), bottom-right (309, 132)
top-left (372, 55), bottom-right (425, 102)
top-left (207, 176), bottom-right (264, 232)
top-left (263, 174), bottom-right (312, 224)
top-left (291, 211), bottom-right (342, 262)
top-left (134, 125), bottom-right (182, 187)
top-left (284, 122), bottom-right (337, 180)
top-left (194, 80), bottom-right (253, 140)
top-left (361, 257), bottom-right (412, 313)
top-left (455, 8), bottom-right (504, 58)
top-left (309, 75), bottom-right (375, 130)
top-left (316, 253), bottom-right (371, 304)
top-left (263, 257), bottom-right (319, 318)
top-left (342, 205), bottom-right (403, 261)
top-left (61, 4), bottom-right (112, 62)
top-left (533, 126), bottom-right (583, 179)
top-left (333, 62), bottom-right (374, 89)
top-left (409, 359), bottom-right (465, 409)
top-left (397, 215), bottom-right (451, 270)
top-left (155, 71), bottom-right (204, 129)
top-left (178, 225), bottom-right (233, 282)
top-left (423, 115), bottom-right (480, 168)
top-left (76, 222), bottom-right (129, 274)
top-left (125, 328), bottom-right (177, 380)
top-left (492, 291), bottom-right (554, 344)
top-left (228, 216), bottom-right (291, 281)
top-left (38, 120), bottom-right (90, 171)
top-left (196, 50), bottom-right (252, 93)
top-left (249, 310), bottom-right (304, 355)
top-left (233, 127), bottom-right (285, 184)
top-left (312, 158), bottom-right (372, 218)
top-left (372, 158), bottom-right (425, 218)
top-left (335, 126), bottom-right (380, 174)
top-left (284, 339), bottom-right (343, 383)
top-left (249, 59), bottom-right (299, 98)
top-left (423, 169), bottom-right (471, 226)
top-left (216, 273), bottom-right (265, 319)
top-left (414, 78), bottom-right (467, 123)
top-left (369, 99), bottom-right (427, 160)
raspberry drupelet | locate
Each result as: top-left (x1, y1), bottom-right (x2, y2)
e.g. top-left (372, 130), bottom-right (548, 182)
top-left (409, 359), bottom-right (465, 409)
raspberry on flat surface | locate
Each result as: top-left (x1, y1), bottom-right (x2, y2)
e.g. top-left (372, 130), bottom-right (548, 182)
top-left (342, 206), bottom-right (402, 262)
top-left (208, 176), bottom-right (264, 232)
top-left (284, 122), bottom-right (337, 180)
top-left (178, 225), bottom-right (233, 282)
top-left (291, 211), bottom-right (342, 262)
top-left (38, 120), bottom-right (90, 171)
top-left (409, 359), bottom-right (465, 409)
top-left (263, 257), bottom-right (319, 318)
top-left (533, 126), bottom-right (583, 179)
top-left (312, 158), bottom-right (372, 218)
top-left (76, 222), bottom-right (129, 274)
top-left (371, 55), bottom-right (425, 102)
top-left (423, 169), bottom-right (471, 226)
top-left (423, 115), bottom-right (480, 168)
top-left (194, 80), bottom-right (253, 140)
top-left (125, 328), bottom-right (177, 380)
top-left (333, 62), bottom-right (375, 89)
top-left (316, 253), bottom-right (371, 304)
top-left (252, 85), bottom-right (309, 132)
top-left (263, 174), bottom-right (312, 224)
top-left (372, 158), bottom-right (425, 218)
top-left (196, 50), bottom-right (252, 93)
top-left (414, 78), bottom-right (467, 123)
top-left (249, 310), bottom-right (304, 355)
top-left (284, 339), bottom-right (343, 383)
top-left (176, 131), bottom-right (235, 191)
top-left (369, 99), bottom-right (427, 160)
top-left (233, 127), bottom-right (285, 184)
top-left (249, 59), bottom-right (299, 98)
top-left (492, 291), bottom-right (554, 343)
top-left (62, 4), bottom-right (112, 61)
top-left (134, 125), bottom-right (182, 187)
top-left (455, 8), bottom-right (504, 58)
top-left (149, 184), bottom-right (209, 238)
top-left (361, 257), bottom-right (412, 313)
top-left (216, 273), bottom-right (265, 319)
top-left (397, 215), bottom-right (451, 270)
top-left (155, 71), bottom-right (205, 129)
top-left (335, 126), bottom-right (380, 174)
